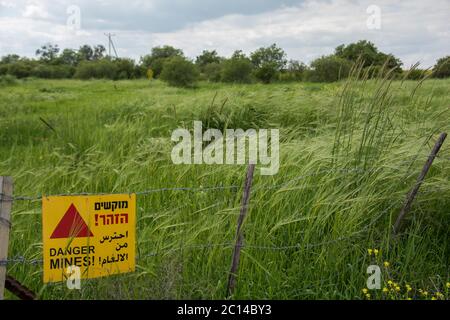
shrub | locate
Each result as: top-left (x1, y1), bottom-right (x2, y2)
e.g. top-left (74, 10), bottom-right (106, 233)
top-left (160, 56), bottom-right (199, 87)
top-left (148, 58), bottom-right (165, 78)
top-left (307, 55), bottom-right (352, 82)
top-left (74, 59), bottom-right (119, 80)
top-left (195, 50), bottom-right (222, 70)
top-left (3, 61), bottom-right (36, 78)
top-left (253, 62), bottom-right (279, 83)
top-left (32, 64), bottom-right (75, 79)
top-left (221, 57), bottom-right (253, 83)
top-left (0, 74), bottom-right (18, 86)
top-left (140, 45), bottom-right (184, 78)
top-left (278, 72), bottom-right (296, 82)
top-left (285, 60), bottom-right (307, 81)
top-left (114, 58), bottom-right (136, 79)
top-left (203, 62), bottom-right (222, 82)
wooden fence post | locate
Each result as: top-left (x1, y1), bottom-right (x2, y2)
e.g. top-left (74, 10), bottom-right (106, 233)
top-left (393, 133), bottom-right (447, 235)
top-left (5, 275), bottom-right (36, 300)
top-left (227, 164), bottom-right (255, 297)
top-left (0, 176), bottom-right (13, 300)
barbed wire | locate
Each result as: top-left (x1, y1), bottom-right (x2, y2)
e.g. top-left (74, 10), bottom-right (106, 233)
top-left (0, 185), bottom-right (241, 202)
top-left (0, 256), bottom-right (43, 266)
top-left (1, 161), bottom-right (448, 268)
top-left (4, 187), bottom-right (444, 268)
top-left (0, 198), bottom-right (399, 267)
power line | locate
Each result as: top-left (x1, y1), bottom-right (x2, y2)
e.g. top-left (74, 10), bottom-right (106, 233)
top-left (104, 33), bottom-right (118, 58)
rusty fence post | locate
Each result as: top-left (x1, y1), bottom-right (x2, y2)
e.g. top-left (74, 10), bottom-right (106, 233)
top-left (227, 164), bottom-right (256, 297)
top-left (0, 176), bottom-right (13, 300)
top-left (393, 133), bottom-right (447, 234)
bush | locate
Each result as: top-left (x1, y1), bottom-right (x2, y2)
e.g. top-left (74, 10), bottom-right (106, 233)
top-left (148, 58), bottom-right (165, 78)
top-left (140, 46), bottom-right (184, 78)
top-left (221, 57), bottom-right (253, 83)
top-left (284, 60), bottom-right (307, 81)
top-left (307, 55), bottom-right (352, 82)
top-left (160, 56), bottom-right (199, 87)
top-left (203, 62), bottom-right (222, 82)
top-left (114, 58), bottom-right (136, 79)
top-left (74, 60), bottom-right (119, 80)
top-left (32, 64), bottom-right (75, 79)
top-left (0, 74), bottom-right (18, 86)
top-left (432, 56), bottom-right (450, 78)
top-left (253, 62), bottom-right (278, 83)
top-left (1, 61), bottom-right (36, 78)
top-left (278, 72), bottom-right (296, 82)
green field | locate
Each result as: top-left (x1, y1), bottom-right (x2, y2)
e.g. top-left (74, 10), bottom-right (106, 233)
top-left (1, 76), bottom-right (449, 299)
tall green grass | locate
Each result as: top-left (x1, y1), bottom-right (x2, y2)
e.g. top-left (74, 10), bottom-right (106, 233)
top-left (0, 75), bottom-right (449, 299)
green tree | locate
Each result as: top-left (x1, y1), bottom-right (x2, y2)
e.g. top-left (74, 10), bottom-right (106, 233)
top-left (432, 56), bottom-right (450, 78)
top-left (251, 44), bottom-right (287, 70)
top-left (221, 52), bottom-right (253, 83)
top-left (308, 55), bottom-right (352, 82)
top-left (279, 60), bottom-right (307, 81)
top-left (77, 45), bottom-right (94, 61)
top-left (0, 54), bottom-right (20, 64)
top-left (335, 40), bottom-right (402, 71)
top-left (250, 44), bottom-right (287, 83)
top-left (93, 45), bottom-right (106, 60)
top-left (36, 44), bottom-right (60, 63)
top-left (140, 45), bottom-right (184, 77)
top-left (114, 58), bottom-right (136, 79)
top-left (2, 58), bottom-right (36, 78)
top-left (58, 49), bottom-right (79, 66)
top-left (203, 62), bottom-right (222, 82)
top-left (74, 60), bottom-right (119, 80)
top-left (76, 45), bottom-right (106, 63)
top-left (195, 50), bottom-right (222, 68)
top-left (160, 56), bottom-right (199, 87)
top-left (231, 50), bottom-right (247, 59)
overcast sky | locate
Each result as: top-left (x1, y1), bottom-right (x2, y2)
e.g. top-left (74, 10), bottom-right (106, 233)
top-left (0, 0), bottom-right (449, 67)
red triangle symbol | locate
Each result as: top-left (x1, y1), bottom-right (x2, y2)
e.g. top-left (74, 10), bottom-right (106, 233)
top-left (50, 204), bottom-right (94, 239)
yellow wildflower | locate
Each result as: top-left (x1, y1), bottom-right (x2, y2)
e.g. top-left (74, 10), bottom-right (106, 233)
top-left (368, 249), bottom-right (373, 256)
top-left (374, 249), bottom-right (379, 256)
top-left (431, 297), bottom-right (437, 300)
top-left (388, 280), bottom-right (393, 286)
top-left (446, 282), bottom-right (450, 289)
top-left (406, 284), bottom-right (412, 292)
top-left (362, 288), bottom-right (368, 294)
top-left (383, 261), bottom-right (390, 268)
top-left (382, 287), bottom-right (389, 293)
top-left (395, 286), bottom-right (401, 292)
top-left (365, 293), bottom-right (371, 299)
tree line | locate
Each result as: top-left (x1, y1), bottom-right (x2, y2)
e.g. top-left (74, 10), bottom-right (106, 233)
top-left (0, 40), bottom-right (449, 87)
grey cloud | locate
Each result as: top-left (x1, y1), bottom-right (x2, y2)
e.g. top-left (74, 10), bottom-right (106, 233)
top-left (0, 0), bottom-right (448, 68)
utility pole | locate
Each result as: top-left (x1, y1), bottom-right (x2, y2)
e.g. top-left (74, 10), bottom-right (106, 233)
top-left (104, 33), bottom-right (119, 58)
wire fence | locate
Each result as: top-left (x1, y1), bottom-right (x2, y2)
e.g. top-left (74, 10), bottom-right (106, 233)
top-left (1, 161), bottom-right (449, 268)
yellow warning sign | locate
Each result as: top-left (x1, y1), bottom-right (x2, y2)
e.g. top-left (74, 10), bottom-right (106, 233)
top-left (42, 194), bottom-right (136, 283)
